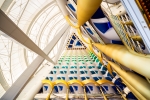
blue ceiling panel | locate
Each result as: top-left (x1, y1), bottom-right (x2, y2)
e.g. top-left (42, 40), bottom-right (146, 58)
top-left (68, 4), bottom-right (76, 12)
top-left (92, 8), bottom-right (105, 19)
top-left (76, 41), bottom-right (82, 46)
top-left (70, 39), bottom-right (74, 44)
top-left (94, 22), bottom-right (110, 34)
top-left (86, 28), bottom-right (93, 35)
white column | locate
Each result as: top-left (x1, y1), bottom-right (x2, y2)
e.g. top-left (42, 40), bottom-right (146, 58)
top-left (0, 9), bottom-right (53, 63)
top-left (55, 0), bottom-right (69, 16)
top-left (17, 65), bottom-right (52, 100)
top-left (0, 67), bottom-right (9, 91)
top-left (54, 27), bottom-right (70, 63)
top-left (1, 24), bottom-right (69, 100)
top-left (0, 0), bottom-right (5, 8)
top-left (0, 0), bottom-right (13, 12)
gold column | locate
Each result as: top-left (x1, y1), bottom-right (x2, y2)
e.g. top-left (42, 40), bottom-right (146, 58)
top-left (65, 88), bottom-right (69, 100)
top-left (77, 28), bottom-right (90, 44)
top-left (108, 61), bottom-right (150, 99)
top-left (83, 87), bottom-right (88, 100)
top-left (53, 80), bottom-right (69, 100)
top-left (46, 88), bottom-right (53, 100)
top-left (121, 76), bottom-right (147, 100)
top-left (77, 0), bottom-right (102, 26)
top-left (42, 80), bottom-right (54, 100)
top-left (116, 86), bottom-right (127, 100)
top-left (99, 86), bottom-right (108, 100)
top-left (93, 43), bottom-right (150, 78)
top-left (131, 35), bottom-right (142, 42)
top-left (65, 15), bottom-right (79, 28)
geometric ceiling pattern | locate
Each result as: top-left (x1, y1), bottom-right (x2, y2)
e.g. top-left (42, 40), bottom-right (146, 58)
top-left (66, 33), bottom-right (86, 50)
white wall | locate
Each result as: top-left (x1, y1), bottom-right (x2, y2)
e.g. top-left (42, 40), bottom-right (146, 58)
top-left (0, 0), bottom-right (5, 8)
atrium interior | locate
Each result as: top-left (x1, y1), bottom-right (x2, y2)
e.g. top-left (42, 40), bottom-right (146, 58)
top-left (0, 0), bottom-right (150, 100)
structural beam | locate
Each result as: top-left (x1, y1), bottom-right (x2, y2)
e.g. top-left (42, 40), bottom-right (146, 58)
top-left (0, 0), bottom-right (13, 12)
top-left (1, 53), bottom-right (45, 100)
top-left (83, 87), bottom-right (88, 100)
top-left (43, 24), bottom-right (69, 55)
top-left (93, 43), bottom-right (150, 78)
top-left (121, 0), bottom-right (150, 52)
top-left (120, 76), bottom-right (147, 100)
top-left (16, 65), bottom-right (53, 100)
top-left (55, 0), bottom-right (68, 16)
top-left (0, 67), bottom-right (9, 91)
top-left (108, 61), bottom-right (150, 99)
top-left (77, 0), bottom-right (102, 26)
top-left (1, 23), bottom-right (69, 100)
top-left (53, 27), bottom-right (70, 63)
top-left (0, 9), bottom-right (53, 63)
top-left (64, 1), bottom-right (103, 27)
top-left (0, 0), bottom-right (5, 8)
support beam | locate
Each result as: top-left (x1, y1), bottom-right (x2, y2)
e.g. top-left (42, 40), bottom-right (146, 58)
top-left (0, 9), bottom-right (53, 63)
top-left (0, 0), bottom-right (5, 8)
top-left (108, 61), bottom-right (150, 99)
top-left (43, 24), bottom-right (69, 55)
top-left (55, 0), bottom-right (68, 16)
top-left (121, 0), bottom-right (150, 52)
top-left (93, 43), bottom-right (150, 78)
top-left (0, 0), bottom-right (13, 12)
top-left (83, 87), bottom-right (88, 100)
top-left (120, 76), bottom-right (147, 100)
top-left (1, 53), bottom-right (45, 100)
top-left (1, 23), bottom-right (69, 100)
top-left (17, 65), bottom-right (53, 100)
top-left (0, 67), bottom-right (9, 91)
top-left (100, 86), bottom-right (107, 100)
top-left (53, 27), bottom-right (70, 63)
top-left (77, 0), bottom-right (102, 26)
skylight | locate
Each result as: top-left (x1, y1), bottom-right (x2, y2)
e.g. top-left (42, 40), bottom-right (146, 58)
top-left (0, 0), bottom-right (66, 89)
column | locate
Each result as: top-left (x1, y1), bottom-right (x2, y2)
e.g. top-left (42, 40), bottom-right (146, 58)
top-left (0, 9), bottom-right (52, 63)
top-left (1, 24), bottom-right (69, 100)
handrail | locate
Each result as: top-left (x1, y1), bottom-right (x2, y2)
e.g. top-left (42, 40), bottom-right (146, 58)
top-left (65, 15), bottom-right (79, 28)
top-left (82, 79), bottom-right (99, 86)
top-left (54, 80), bottom-right (69, 88)
top-left (68, 79), bottom-right (83, 86)
top-left (42, 79), bottom-right (124, 100)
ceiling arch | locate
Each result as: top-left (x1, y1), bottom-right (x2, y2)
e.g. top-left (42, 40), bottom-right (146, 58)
top-left (0, 0), bottom-right (67, 90)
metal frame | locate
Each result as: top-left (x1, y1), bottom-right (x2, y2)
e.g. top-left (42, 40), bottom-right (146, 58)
top-left (121, 0), bottom-right (150, 52)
